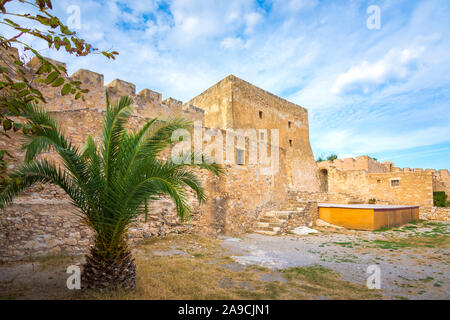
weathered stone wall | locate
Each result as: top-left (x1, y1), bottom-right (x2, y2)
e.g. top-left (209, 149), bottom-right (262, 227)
top-left (0, 193), bottom-right (202, 261)
top-left (367, 172), bottom-right (434, 206)
top-left (282, 201), bottom-right (319, 234)
top-left (419, 207), bottom-right (450, 221)
top-left (1, 49), bottom-right (323, 260)
top-left (318, 156), bottom-right (384, 173)
top-left (324, 169), bottom-right (433, 206)
top-left (432, 169), bottom-right (450, 198)
top-left (288, 190), bottom-right (364, 204)
top-left (317, 157), bottom-right (444, 207)
top-left (189, 75), bottom-right (320, 192)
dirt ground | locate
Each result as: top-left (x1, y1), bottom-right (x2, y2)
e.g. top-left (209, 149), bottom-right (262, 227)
top-left (0, 220), bottom-right (448, 300)
top-left (221, 220), bottom-right (449, 300)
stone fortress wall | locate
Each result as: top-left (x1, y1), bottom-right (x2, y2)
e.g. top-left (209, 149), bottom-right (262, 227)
top-left (1, 47), bottom-right (448, 261)
top-left (0, 48), bottom-right (319, 260)
top-left (317, 156), bottom-right (449, 220)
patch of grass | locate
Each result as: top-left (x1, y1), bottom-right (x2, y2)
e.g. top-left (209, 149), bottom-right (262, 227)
top-left (332, 242), bottom-right (354, 248)
top-left (401, 225), bottom-right (418, 230)
top-left (280, 266), bottom-right (381, 300)
top-left (0, 282), bottom-right (29, 300)
top-left (0, 234), bottom-right (385, 300)
top-left (13, 253), bottom-right (82, 271)
top-left (374, 227), bottom-right (394, 232)
top-left (365, 233), bottom-right (449, 250)
top-left (418, 277), bottom-right (434, 282)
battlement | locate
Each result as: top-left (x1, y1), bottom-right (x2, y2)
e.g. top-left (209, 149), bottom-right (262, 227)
top-left (26, 55), bottom-right (67, 73)
top-left (317, 155), bottom-right (385, 173)
top-left (71, 69), bottom-right (104, 87)
top-left (318, 155), bottom-right (448, 178)
top-left (8, 52), bottom-right (205, 123)
top-left (162, 97), bottom-right (183, 109)
top-left (137, 89), bottom-right (162, 105)
top-left (106, 79), bottom-right (136, 97)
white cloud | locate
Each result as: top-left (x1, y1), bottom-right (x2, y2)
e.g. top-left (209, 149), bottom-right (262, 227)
top-left (314, 126), bottom-right (450, 155)
top-left (331, 45), bottom-right (425, 95)
top-left (244, 11), bottom-right (263, 34)
top-left (220, 37), bottom-right (249, 50)
top-left (2, 0), bottom-right (449, 169)
top-left (271, 0), bottom-right (318, 14)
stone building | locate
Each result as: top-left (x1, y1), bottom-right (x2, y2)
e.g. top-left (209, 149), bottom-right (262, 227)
top-left (0, 49), bottom-right (320, 260)
top-left (1, 48), bottom-right (448, 261)
top-left (317, 156), bottom-right (450, 219)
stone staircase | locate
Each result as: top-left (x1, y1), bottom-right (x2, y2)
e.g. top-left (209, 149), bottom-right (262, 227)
top-left (253, 200), bottom-right (309, 236)
top-left (254, 189), bottom-right (367, 236)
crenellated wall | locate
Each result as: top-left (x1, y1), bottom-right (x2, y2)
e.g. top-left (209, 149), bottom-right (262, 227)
top-left (0, 49), bottom-right (319, 260)
top-left (188, 75), bottom-right (320, 192)
top-left (317, 156), bottom-right (447, 207)
top-left (24, 56), bottom-right (205, 123)
top-left (318, 156), bottom-right (385, 173)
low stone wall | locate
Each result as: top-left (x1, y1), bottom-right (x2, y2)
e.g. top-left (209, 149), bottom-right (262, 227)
top-left (420, 207), bottom-right (450, 221)
top-left (288, 191), bottom-right (364, 204)
top-left (282, 202), bottom-right (319, 234)
top-left (0, 194), bottom-right (202, 262)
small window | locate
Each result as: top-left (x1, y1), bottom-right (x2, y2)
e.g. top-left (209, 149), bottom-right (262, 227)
top-left (377, 179), bottom-right (382, 183)
top-left (288, 121), bottom-right (292, 128)
top-left (237, 149), bottom-right (244, 165)
top-left (259, 111), bottom-right (263, 119)
top-left (289, 139), bottom-right (293, 147)
top-left (391, 179), bottom-right (400, 187)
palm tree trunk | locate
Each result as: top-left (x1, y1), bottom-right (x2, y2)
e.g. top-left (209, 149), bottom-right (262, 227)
top-left (81, 242), bottom-right (136, 291)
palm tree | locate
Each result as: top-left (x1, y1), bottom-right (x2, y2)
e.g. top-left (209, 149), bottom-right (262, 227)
top-left (0, 95), bottom-right (223, 291)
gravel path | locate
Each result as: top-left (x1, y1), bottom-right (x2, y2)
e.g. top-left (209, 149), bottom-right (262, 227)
top-left (220, 223), bottom-right (450, 300)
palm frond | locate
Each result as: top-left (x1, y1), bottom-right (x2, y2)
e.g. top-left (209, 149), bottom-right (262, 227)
top-left (0, 95), bottom-right (224, 259)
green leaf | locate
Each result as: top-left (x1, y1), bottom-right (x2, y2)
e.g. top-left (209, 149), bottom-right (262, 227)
top-left (12, 82), bottom-right (27, 90)
top-left (4, 18), bottom-right (19, 27)
top-left (51, 77), bottom-right (65, 87)
top-left (13, 123), bottom-right (22, 132)
top-left (18, 89), bottom-right (30, 97)
top-left (45, 71), bottom-right (59, 84)
top-left (2, 119), bottom-right (12, 131)
top-left (61, 83), bottom-right (71, 96)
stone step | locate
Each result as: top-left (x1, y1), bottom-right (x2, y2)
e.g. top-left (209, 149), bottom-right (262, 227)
top-left (256, 221), bottom-right (284, 229)
top-left (281, 207), bottom-right (305, 211)
top-left (254, 229), bottom-right (279, 236)
top-left (276, 211), bottom-right (296, 216)
top-left (264, 211), bottom-right (291, 218)
top-left (259, 217), bottom-right (286, 224)
top-left (255, 225), bottom-right (281, 231)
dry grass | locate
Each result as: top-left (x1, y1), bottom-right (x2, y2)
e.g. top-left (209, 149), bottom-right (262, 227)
top-left (86, 234), bottom-right (382, 300)
top-left (1, 234), bottom-right (383, 300)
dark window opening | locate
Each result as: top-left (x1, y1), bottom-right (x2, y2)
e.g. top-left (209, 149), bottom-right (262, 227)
top-left (289, 139), bottom-right (293, 147)
top-left (288, 121), bottom-right (292, 128)
top-left (237, 149), bottom-right (244, 165)
top-left (259, 111), bottom-right (263, 119)
top-left (319, 169), bottom-right (328, 192)
top-left (391, 179), bottom-right (400, 187)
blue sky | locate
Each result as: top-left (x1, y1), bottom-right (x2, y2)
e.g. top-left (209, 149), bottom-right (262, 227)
top-left (4, 0), bottom-right (450, 169)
